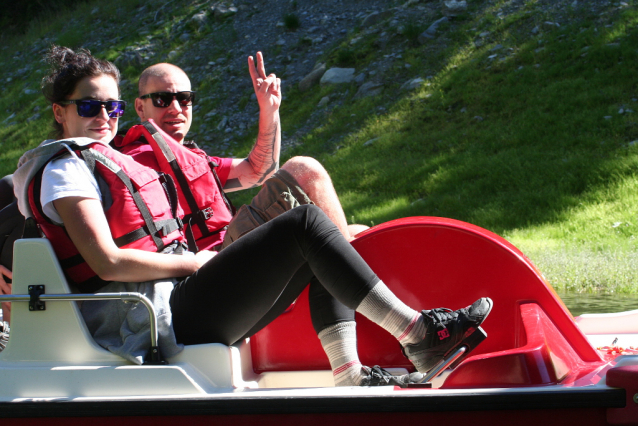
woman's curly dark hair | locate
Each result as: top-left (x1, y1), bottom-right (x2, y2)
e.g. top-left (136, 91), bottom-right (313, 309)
top-left (41, 45), bottom-right (121, 139)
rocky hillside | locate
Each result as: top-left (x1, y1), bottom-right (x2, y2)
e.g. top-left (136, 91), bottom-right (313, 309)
top-left (3, 0), bottom-right (627, 157)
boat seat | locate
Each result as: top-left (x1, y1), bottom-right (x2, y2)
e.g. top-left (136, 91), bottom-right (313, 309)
top-left (0, 238), bottom-right (125, 364)
top-left (0, 238), bottom-right (247, 393)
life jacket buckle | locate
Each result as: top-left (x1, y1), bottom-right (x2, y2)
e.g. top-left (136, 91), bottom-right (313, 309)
top-left (200, 207), bottom-right (213, 220)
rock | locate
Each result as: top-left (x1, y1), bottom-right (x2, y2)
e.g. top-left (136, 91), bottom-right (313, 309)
top-left (116, 51), bottom-right (144, 68)
top-left (191, 12), bottom-right (208, 27)
top-left (363, 137), bottom-right (380, 146)
top-left (442, 0), bottom-right (467, 17)
top-left (361, 10), bottom-right (394, 27)
top-left (167, 50), bottom-right (179, 60)
top-left (354, 81), bottom-right (384, 99)
top-left (212, 4), bottom-right (238, 20)
top-left (217, 116), bottom-right (228, 130)
top-left (27, 113), bottom-right (40, 122)
top-left (320, 68), bottom-right (355, 85)
top-left (317, 96), bottom-right (330, 107)
top-left (402, 0), bottom-right (421, 7)
top-left (401, 78), bottom-right (425, 91)
top-left (354, 72), bottom-right (366, 85)
top-left (298, 63), bottom-right (326, 92)
top-left (418, 17), bottom-right (448, 43)
top-left (179, 33), bottom-right (191, 42)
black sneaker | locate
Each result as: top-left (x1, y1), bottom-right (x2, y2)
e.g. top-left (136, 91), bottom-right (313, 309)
top-left (403, 297), bottom-right (493, 373)
top-left (359, 365), bottom-right (424, 387)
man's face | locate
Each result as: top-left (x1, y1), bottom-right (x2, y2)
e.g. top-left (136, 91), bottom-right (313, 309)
top-left (135, 70), bottom-right (192, 143)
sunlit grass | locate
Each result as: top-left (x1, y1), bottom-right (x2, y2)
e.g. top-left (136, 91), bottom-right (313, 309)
top-left (2, 0), bottom-right (638, 294)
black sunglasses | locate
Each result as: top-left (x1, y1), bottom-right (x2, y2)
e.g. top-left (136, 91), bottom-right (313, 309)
top-left (139, 91), bottom-right (196, 108)
top-left (57, 100), bottom-right (126, 118)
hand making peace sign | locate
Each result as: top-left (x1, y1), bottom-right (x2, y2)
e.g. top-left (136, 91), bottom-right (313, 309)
top-left (248, 52), bottom-right (282, 114)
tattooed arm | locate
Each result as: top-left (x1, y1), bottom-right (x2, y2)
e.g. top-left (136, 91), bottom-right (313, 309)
top-left (224, 52), bottom-right (282, 192)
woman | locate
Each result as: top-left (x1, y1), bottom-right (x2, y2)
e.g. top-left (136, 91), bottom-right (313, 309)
top-left (13, 46), bottom-right (493, 387)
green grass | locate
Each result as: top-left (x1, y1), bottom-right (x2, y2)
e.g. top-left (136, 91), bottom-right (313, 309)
top-left (3, 0), bottom-right (638, 294)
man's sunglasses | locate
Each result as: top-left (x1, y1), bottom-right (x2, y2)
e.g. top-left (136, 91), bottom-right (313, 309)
top-left (57, 100), bottom-right (126, 118)
top-left (139, 91), bottom-right (196, 108)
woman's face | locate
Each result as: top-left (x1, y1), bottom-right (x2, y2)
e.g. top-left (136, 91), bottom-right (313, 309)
top-left (53, 74), bottom-right (120, 142)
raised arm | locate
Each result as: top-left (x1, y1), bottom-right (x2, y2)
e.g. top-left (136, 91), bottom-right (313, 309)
top-left (54, 197), bottom-right (215, 283)
top-left (224, 52), bottom-right (281, 192)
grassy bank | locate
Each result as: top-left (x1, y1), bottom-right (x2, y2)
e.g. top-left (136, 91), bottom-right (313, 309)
top-left (265, 1), bottom-right (638, 294)
top-left (2, 0), bottom-right (638, 294)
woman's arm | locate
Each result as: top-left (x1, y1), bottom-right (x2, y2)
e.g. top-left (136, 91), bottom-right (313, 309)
top-left (54, 196), bottom-right (215, 283)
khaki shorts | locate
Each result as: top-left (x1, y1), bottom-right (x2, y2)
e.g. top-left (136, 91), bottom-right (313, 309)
top-left (221, 168), bottom-right (313, 249)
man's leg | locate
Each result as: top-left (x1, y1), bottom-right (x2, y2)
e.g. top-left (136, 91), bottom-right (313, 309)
top-left (280, 156), bottom-right (367, 241)
top-left (222, 156), bottom-right (368, 248)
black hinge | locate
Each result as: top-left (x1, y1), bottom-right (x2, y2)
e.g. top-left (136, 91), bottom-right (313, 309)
top-left (28, 285), bottom-right (45, 311)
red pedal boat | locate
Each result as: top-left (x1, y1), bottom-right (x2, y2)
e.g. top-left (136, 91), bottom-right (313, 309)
top-left (1, 217), bottom-right (637, 426)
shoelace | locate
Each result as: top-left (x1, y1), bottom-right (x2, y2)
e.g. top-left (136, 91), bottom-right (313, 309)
top-left (428, 307), bottom-right (460, 328)
top-left (364, 366), bottom-right (406, 386)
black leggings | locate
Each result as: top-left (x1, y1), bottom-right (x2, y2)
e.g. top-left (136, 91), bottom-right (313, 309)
top-left (170, 205), bottom-right (377, 345)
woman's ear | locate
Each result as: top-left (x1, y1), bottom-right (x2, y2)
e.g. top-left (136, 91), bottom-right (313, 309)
top-left (52, 103), bottom-right (66, 124)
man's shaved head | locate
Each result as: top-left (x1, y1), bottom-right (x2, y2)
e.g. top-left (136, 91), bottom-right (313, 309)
top-left (138, 63), bottom-right (190, 96)
top-left (135, 63), bottom-right (193, 142)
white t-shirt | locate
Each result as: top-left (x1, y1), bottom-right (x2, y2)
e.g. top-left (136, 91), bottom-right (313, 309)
top-left (40, 153), bottom-right (101, 225)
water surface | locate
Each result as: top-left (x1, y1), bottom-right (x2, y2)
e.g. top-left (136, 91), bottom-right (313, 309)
top-left (558, 292), bottom-right (638, 316)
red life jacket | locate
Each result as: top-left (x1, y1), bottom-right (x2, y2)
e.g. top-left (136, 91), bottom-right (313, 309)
top-left (28, 142), bottom-right (185, 292)
top-left (114, 120), bottom-right (234, 251)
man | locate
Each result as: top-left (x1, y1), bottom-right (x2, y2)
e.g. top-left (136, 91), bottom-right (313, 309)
top-left (134, 52), bottom-right (366, 247)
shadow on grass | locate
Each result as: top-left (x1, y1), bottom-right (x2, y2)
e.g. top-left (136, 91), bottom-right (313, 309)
top-left (284, 3), bottom-right (638, 238)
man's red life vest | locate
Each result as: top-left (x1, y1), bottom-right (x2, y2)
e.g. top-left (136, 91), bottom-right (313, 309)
top-left (28, 142), bottom-right (185, 292)
top-left (114, 120), bottom-right (234, 251)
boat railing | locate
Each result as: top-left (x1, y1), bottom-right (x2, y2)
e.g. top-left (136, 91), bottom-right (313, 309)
top-left (0, 289), bottom-right (163, 364)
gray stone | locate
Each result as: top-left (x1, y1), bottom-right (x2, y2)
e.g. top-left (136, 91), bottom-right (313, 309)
top-left (354, 72), bottom-right (366, 85)
top-left (320, 68), bottom-right (356, 85)
top-left (116, 51), bottom-right (144, 68)
top-left (363, 137), bottom-right (380, 147)
top-left (212, 5), bottom-right (238, 20)
top-left (442, 0), bottom-right (467, 16)
top-left (298, 63), bottom-right (326, 92)
top-left (179, 33), bottom-right (191, 42)
top-left (217, 116), bottom-right (228, 130)
top-left (192, 12), bottom-right (208, 27)
top-left (401, 78), bottom-right (425, 91)
top-left (361, 10), bottom-right (394, 27)
top-left (355, 81), bottom-right (384, 99)
top-left (418, 17), bottom-right (448, 44)
top-left (317, 96), bottom-right (330, 107)
top-left (402, 0), bottom-right (421, 8)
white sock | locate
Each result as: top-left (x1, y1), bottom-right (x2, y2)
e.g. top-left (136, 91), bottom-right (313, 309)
top-left (355, 281), bottom-right (425, 346)
top-left (318, 321), bottom-right (365, 386)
